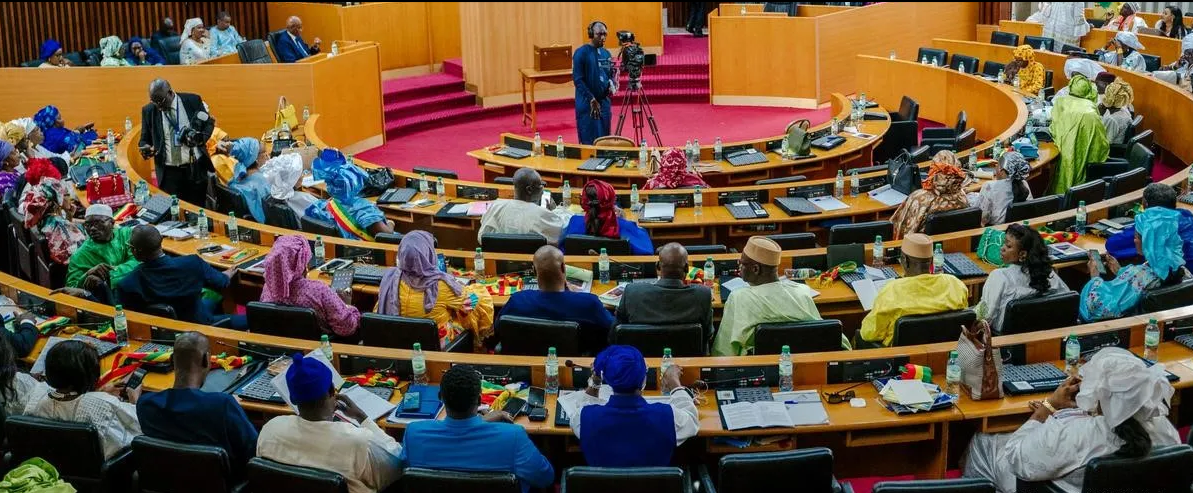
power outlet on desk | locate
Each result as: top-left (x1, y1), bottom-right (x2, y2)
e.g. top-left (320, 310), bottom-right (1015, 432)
top-left (826, 356), bottom-right (909, 384)
top-left (228, 227), bottom-right (261, 245)
top-left (339, 246), bottom-right (386, 266)
top-left (237, 341), bottom-right (292, 360)
top-left (149, 326), bottom-right (179, 344)
top-left (16, 291), bottom-right (53, 318)
top-left (1063, 329), bottom-right (1130, 361)
top-left (572, 366), bottom-right (658, 390)
top-left (452, 363), bottom-right (531, 386)
top-left (699, 366), bottom-right (777, 389)
top-left (1165, 316), bottom-right (1193, 340)
top-left (607, 261), bottom-right (654, 282)
top-left (339, 355), bottom-right (413, 381)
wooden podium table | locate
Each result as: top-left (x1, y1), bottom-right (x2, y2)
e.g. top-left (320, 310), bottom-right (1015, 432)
top-left (520, 67), bottom-right (573, 133)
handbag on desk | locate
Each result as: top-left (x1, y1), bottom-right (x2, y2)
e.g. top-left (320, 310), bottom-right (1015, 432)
top-left (359, 167), bottom-right (395, 197)
top-left (274, 96), bottom-right (299, 130)
top-left (976, 227), bottom-right (1006, 267)
top-left (886, 149), bottom-right (922, 195)
top-left (957, 320), bottom-right (1004, 400)
top-left (786, 119), bottom-right (812, 156)
top-left (86, 174), bottom-right (132, 208)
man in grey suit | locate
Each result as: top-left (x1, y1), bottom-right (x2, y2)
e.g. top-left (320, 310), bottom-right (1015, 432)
top-left (615, 243), bottom-right (714, 349)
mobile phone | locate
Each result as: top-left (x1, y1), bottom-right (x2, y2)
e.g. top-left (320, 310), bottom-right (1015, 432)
top-left (528, 407), bottom-right (548, 422)
top-left (401, 391), bottom-right (421, 412)
top-left (527, 386), bottom-right (545, 408)
top-left (122, 368), bottom-right (148, 400)
top-left (502, 397), bottom-right (528, 416)
top-left (1089, 250), bottom-right (1107, 276)
top-left (198, 244), bottom-right (223, 254)
top-left (319, 258), bottom-right (354, 273)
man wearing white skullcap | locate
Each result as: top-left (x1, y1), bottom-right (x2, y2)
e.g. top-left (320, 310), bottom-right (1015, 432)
top-left (963, 347), bottom-right (1180, 492)
top-left (64, 202), bottom-right (139, 293)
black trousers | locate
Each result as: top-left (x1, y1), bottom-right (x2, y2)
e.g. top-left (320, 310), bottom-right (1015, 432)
top-left (687, 2), bottom-right (707, 31)
top-left (156, 162), bottom-right (206, 206)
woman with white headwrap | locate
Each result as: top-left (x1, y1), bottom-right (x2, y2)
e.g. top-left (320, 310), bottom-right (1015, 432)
top-left (1153, 35), bottom-right (1193, 92)
top-left (967, 151), bottom-right (1033, 226)
top-left (259, 152), bottom-right (319, 218)
top-left (1100, 31), bottom-right (1148, 73)
top-left (1055, 57), bottom-right (1107, 100)
top-left (1107, 2), bottom-right (1148, 32)
top-left (179, 18), bottom-right (211, 65)
top-left (963, 347), bottom-right (1180, 493)
top-left (98, 36), bottom-right (130, 67)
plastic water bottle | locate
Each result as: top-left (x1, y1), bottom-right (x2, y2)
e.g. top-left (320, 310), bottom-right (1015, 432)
top-left (1013, 74), bottom-right (1021, 89)
top-left (533, 132), bottom-right (543, 156)
top-left (435, 177), bottom-right (445, 204)
top-left (945, 350), bottom-right (961, 395)
top-left (169, 195), bottom-right (180, 220)
top-left (1065, 333), bottom-right (1081, 375)
top-left (959, 61), bottom-right (967, 73)
top-left (630, 184), bottom-right (641, 212)
top-left (693, 185), bottom-right (703, 216)
top-left (921, 55), bottom-right (928, 64)
top-left (889, 50), bottom-right (897, 60)
top-left (778, 345), bottom-right (794, 392)
top-left (993, 138), bottom-right (1004, 160)
top-left (474, 247), bottom-right (485, 278)
top-left (227, 212), bottom-right (239, 244)
top-left (684, 140), bottom-right (693, 164)
top-left (740, 4), bottom-right (747, 14)
top-left (873, 235), bottom-right (885, 268)
top-left (331, 41), bottom-right (340, 57)
top-left (412, 343), bottom-right (428, 384)
top-left (714, 137), bottom-right (723, 161)
top-left (313, 236), bottom-right (326, 267)
top-left (555, 135), bottom-right (564, 160)
top-left (781, 135), bottom-right (790, 158)
top-left (831, 117), bottom-right (840, 134)
top-left (302, 105), bottom-right (310, 122)
top-left (319, 334), bottom-right (333, 361)
top-left (850, 170), bottom-right (859, 198)
top-left (1075, 201), bottom-right (1087, 231)
top-left (113, 304), bottom-right (129, 346)
top-left (561, 180), bottom-right (572, 208)
top-left (124, 117), bottom-right (133, 134)
top-left (638, 140), bottom-right (647, 168)
top-left (692, 139), bottom-right (700, 162)
top-left (661, 348), bottom-right (674, 375)
top-left (932, 243), bottom-right (945, 274)
top-left (197, 209), bottom-right (209, 240)
top-left (834, 170), bottom-right (844, 199)
top-left (545, 347), bottom-right (559, 394)
top-left (931, 56), bottom-right (939, 66)
top-left (599, 248), bottom-right (610, 283)
top-left (135, 180), bottom-right (148, 206)
top-left (997, 69), bottom-right (1005, 83)
top-left (418, 172), bottom-right (429, 197)
top-left (704, 256), bottom-right (716, 283)
top-left (1145, 318), bottom-right (1161, 362)
top-left (106, 129), bottom-right (115, 148)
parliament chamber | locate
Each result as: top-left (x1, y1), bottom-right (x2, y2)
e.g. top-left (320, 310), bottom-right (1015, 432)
top-left (3, 2), bottom-right (1193, 492)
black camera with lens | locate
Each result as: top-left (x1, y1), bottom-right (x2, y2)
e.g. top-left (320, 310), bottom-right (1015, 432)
top-left (616, 30), bottom-right (654, 85)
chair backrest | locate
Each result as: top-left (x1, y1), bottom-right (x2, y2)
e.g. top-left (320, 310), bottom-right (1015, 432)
top-left (566, 234), bottom-right (631, 255)
top-left (237, 39), bottom-right (271, 63)
top-left (401, 467), bottom-right (520, 493)
top-left (924, 207), bottom-right (981, 235)
top-left (1142, 280), bottom-right (1193, 313)
top-left (611, 323), bottom-right (704, 357)
top-left (1127, 141), bottom-right (1156, 176)
top-left (1127, 114), bottom-right (1144, 140)
top-left (754, 175), bottom-right (806, 185)
top-left (872, 478), bottom-right (996, 493)
top-left (63, 51), bottom-right (86, 66)
top-left (1128, 128), bottom-right (1154, 153)
top-left (893, 309), bottom-right (976, 346)
top-left (829, 220), bottom-right (893, 245)
top-left (593, 136), bottom-right (636, 147)
top-left (1024, 35), bottom-right (1054, 51)
top-left (916, 47), bottom-right (948, 66)
top-left (874, 120), bottom-right (920, 162)
top-left (1104, 167), bottom-right (1149, 199)
top-left (6, 415), bottom-right (106, 485)
top-left (358, 313), bottom-right (439, 350)
top-left (949, 54), bottom-right (979, 74)
top-left (675, 244), bottom-right (728, 255)
top-left (1044, 69), bottom-right (1053, 89)
top-left (1083, 444), bottom-right (1193, 493)
top-left (496, 315), bottom-right (581, 356)
top-left (155, 35), bottom-right (182, 65)
top-left (246, 457), bottom-right (348, 493)
top-left (20, 58), bottom-right (43, 68)
top-left (717, 448), bottom-right (836, 493)
top-left (1060, 43), bottom-right (1085, 54)
top-left (766, 233), bottom-right (817, 250)
top-left (493, 176), bottom-right (514, 185)
top-left (411, 166), bottom-right (458, 180)
top-left (955, 127), bottom-right (977, 151)
top-left (1064, 180), bottom-right (1107, 209)
top-left (1005, 194), bottom-right (1063, 223)
top-left (990, 31), bottom-right (1019, 47)
top-left (754, 319), bottom-right (844, 354)
top-left (481, 233), bottom-right (548, 254)
top-left (246, 301), bottom-right (323, 340)
top-left (144, 304), bottom-right (178, 319)
top-left (300, 215), bottom-right (342, 237)
top-left (266, 30), bottom-right (287, 61)
top-left (374, 232), bottom-right (404, 244)
top-left (1001, 291), bottom-right (1080, 335)
top-left (982, 60), bottom-right (1005, 77)
top-left (561, 466), bottom-right (690, 493)
top-left (213, 180), bottom-right (252, 219)
top-left (133, 435), bottom-right (233, 493)
top-left (1142, 53), bottom-right (1162, 72)
top-left (953, 111), bottom-right (968, 134)
top-left (895, 95), bottom-right (920, 122)
top-left (264, 198), bottom-right (301, 230)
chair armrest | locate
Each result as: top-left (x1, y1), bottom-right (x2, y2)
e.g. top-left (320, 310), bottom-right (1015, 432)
top-left (697, 463), bottom-right (717, 493)
top-left (1016, 479), bottom-right (1066, 493)
top-left (211, 317), bottom-right (232, 328)
top-left (921, 128), bottom-right (957, 140)
top-left (230, 481), bottom-right (249, 493)
top-left (834, 478), bottom-right (855, 493)
top-left (1086, 158), bottom-right (1130, 181)
top-left (101, 446), bottom-right (136, 493)
top-left (909, 145), bottom-right (931, 162)
top-left (445, 330), bottom-right (474, 353)
top-left (1109, 143), bottom-right (1128, 159)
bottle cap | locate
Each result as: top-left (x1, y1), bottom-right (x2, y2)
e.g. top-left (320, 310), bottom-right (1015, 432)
top-left (949, 350), bottom-right (958, 357)
top-left (548, 347), bottom-right (556, 354)
top-left (781, 345), bottom-right (790, 353)
top-left (663, 348), bottom-right (672, 356)
top-left (413, 343), bottom-right (422, 351)
top-left (600, 248), bottom-right (607, 254)
top-left (320, 335), bottom-right (329, 342)
top-left (115, 304), bottom-right (123, 310)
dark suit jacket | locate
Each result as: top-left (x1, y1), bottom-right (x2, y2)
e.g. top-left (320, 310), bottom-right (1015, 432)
top-left (274, 32), bottom-right (319, 63)
top-left (139, 92), bottom-right (215, 179)
top-left (116, 254), bottom-right (229, 325)
top-left (615, 278), bottom-right (714, 344)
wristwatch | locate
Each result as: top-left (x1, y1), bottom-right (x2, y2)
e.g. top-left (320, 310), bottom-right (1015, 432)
top-left (1041, 399), bottom-right (1058, 414)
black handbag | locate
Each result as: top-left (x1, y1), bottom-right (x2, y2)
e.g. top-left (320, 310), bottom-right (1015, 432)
top-left (359, 167), bottom-right (395, 197)
top-left (887, 149), bottom-right (922, 195)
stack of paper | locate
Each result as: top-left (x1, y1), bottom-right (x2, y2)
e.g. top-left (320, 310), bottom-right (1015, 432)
top-left (809, 196), bottom-right (849, 211)
top-left (867, 185), bottom-right (907, 207)
top-left (467, 201), bottom-right (492, 217)
top-left (878, 379), bottom-right (937, 412)
top-left (641, 202), bottom-right (676, 221)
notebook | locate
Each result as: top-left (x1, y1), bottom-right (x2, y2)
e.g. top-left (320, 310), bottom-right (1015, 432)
top-left (719, 401), bottom-right (795, 430)
top-left (389, 384), bottom-right (444, 420)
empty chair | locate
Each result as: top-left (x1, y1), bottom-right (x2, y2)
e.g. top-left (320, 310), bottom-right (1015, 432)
top-left (1103, 167), bottom-right (1149, 199)
top-left (754, 319), bottom-right (844, 354)
top-left (1141, 280), bottom-right (1193, 313)
top-left (921, 111), bottom-right (968, 149)
top-left (873, 478), bottom-right (995, 493)
top-left (990, 31), bottom-right (1019, 47)
top-left (562, 466), bottom-right (691, 493)
top-left (262, 197), bottom-right (302, 230)
top-left (245, 457), bottom-right (347, 493)
top-left (924, 207), bottom-right (981, 235)
top-left (892, 309), bottom-right (976, 346)
top-left (672, 244), bottom-right (728, 255)
top-left (358, 313), bottom-right (472, 352)
top-left (754, 175), bottom-right (806, 185)
top-left (1063, 180), bottom-right (1107, 209)
top-left (246, 301), bottom-right (323, 340)
top-left (1142, 53), bottom-right (1161, 72)
top-left (1110, 128), bottom-right (1153, 160)
top-left (237, 39), bottom-right (271, 63)
top-left (873, 120), bottom-right (920, 162)
top-left (401, 467), bottom-right (520, 493)
top-left (565, 234), bottom-right (631, 255)
top-left (829, 221), bottom-right (893, 245)
top-left (1024, 35), bottom-right (1054, 51)
top-left (132, 435), bottom-right (241, 493)
top-left (1059, 43), bottom-right (1084, 54)
top-left (1000, 292), bottom-right (1080, 335)
top-left (374, 232), bottom-right (404, 244)
top-left (154, 35), bottom-right (182, 65)
top-left (1005, 195), bottom-right (1063, 223)
top-left (766, 233), bottom-right (816, 250)
top-left (300, 215), bottom-right (342, 237)
top-left (5, 415), bottom-right (135, 492)
top-left (982, 60), bottom-right (1005, 78)
top-left (611, 323), bottom-right (704, 356)
top-left (917, 47), bottom-right (948, 66)
top-left (924, 127), bottom-right (975, 154)
top-left (699, 448), bottom-right (846, 493)
top-left (495, 315), bottom-right (580, 356)
top-left (890, 96), bottom-right (920, 122)
top-left (950, 54), bottom-right (979, 73)
top-left (411, 167), bottom-right (458, 180)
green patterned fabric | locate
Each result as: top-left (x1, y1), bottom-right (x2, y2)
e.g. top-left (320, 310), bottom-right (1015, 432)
top-left (0, 458), bottom-right (76, 493)
top-left (1048, 75), bottom-right (1110, 194)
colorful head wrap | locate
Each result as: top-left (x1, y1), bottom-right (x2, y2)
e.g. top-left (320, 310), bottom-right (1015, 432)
top-left (582, 179), bottom-right (620, 239)
top-left (0, 141), bottom-right (14, 165)
top-left (261, 235), bottom-right (311, 302)
top-left (396, 230), bottom-right (462, 311)
top-left (1136, 207), bottom-right (1186, 279)
top-left (1103, 79), bottom-right (1134, 109)
top-left (21, 178), bottom-right (68, 229)
top-left (99, 36), bottom-right (123, 59)
top-left (1067, 74), bottom-right (1098, 103)
top-left (39, 40), bottom-right (62, 61)
top-left (644, 148), bottom-right (708, 190)
top-left (230, 138), bottom-right (261, 178)
top-left (2, 123), bottom-right (25, 146)
top-left (312, 149), bottom-right (365, 202)
top-left (592, 345), bottom-right (647, 393)
top-left (999, 151), bottom-right (1031, 182)
top-left (24, 158), bottom-right (61, 186)
top-left (922, 150), bottom-right (965, 193)
top-left (285, 352), bottom-right (332, 405)
top-left (1013, 44), bottom-right (1036, 63)
top-left (34, 106), bottom-right (60, 132)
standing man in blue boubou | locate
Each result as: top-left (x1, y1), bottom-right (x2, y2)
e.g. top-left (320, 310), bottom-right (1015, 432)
top-left (573, 20), bottom-right (618, 144)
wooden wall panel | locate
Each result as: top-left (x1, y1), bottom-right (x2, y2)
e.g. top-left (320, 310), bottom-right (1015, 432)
top-left (459, 2), bottom-right (583, 99)
top-left (265, 2), bottom-right (344, 46)
top-left (708, 14), bottom-right (819, 104)
top-left (0, 2), bottom-right (269, 68)
top-left (428, 2), bottom-right (462, 65)
top-left (580, 3), bottom-right (665, 51)
top-left (338, 3), bottom-right (431, 70)
top-left (1081, 28), bottom-right (1182, 65)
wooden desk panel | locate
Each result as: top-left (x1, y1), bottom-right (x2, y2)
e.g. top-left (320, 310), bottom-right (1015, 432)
top-left (580, 3), bottom-right (664, 53)
top-left (1081, 28), bottom-right (1182, 65)
top-left (708, 14), bottom-right (820, 107)
top-left (997, 20), bottom-right (1044, 40)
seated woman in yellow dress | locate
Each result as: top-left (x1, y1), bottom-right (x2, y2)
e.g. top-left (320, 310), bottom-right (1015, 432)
top-left (375, 230), bottom-right (494, 352)
top-left (1004, 45), bottom-right (1045, 95)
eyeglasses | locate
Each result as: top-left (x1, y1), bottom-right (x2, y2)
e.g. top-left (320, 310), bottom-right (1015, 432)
top-left (823, 381), bottom-right (866, 404)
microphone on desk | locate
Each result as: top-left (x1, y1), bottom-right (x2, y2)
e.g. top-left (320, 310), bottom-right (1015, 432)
top-left (586, 250), bottom-right (644, 276)
top-left (565, 360), bottom-right (589, 372)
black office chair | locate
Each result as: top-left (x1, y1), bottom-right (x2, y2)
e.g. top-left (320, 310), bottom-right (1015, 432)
top-left (611, 323), bottom-right (704, 357)
top-left (766, 233), bottom-right (817, 250)
top-left (20, 58), bottom-right (43, 68)
top-left (672, 244), bottom-right (728, 255)
top-left (6, 415), bottom-right (136, 492)
top-left (1005, 195), bottom-right (1063, 223)
top-left (755, 175), bottom-right (806, 185)
top-left (829, 221), bottom-right (893, 245)
top-left (1018, 444), bottom-right (1193, 493)
top-left (1044, 69), bottom-right (1054, 90)
top-left (213, 180), bottom-right (253, 219)
top-left (921, 111), bottom-right (967, 145)
top-left (700, 448), bottom-right (846, 493)
top-left (754, 319), bottom-right (844, 354)
top-left (949, 54), bottom-right (979, 74)
top-left (495, 315), bottom-right (581, 356)
top-left (891, 309), bottom-right (976, 346)
top-left (561, 466), bottom-right (691, 493)
top-left (1060, 43), bottom-right (1085, 54)
top-left (300, 215), bottom-right (342, 237)
top-left (873, 120), bottom-right (921, 162)
top-left (358, 313), bottom-right (471, 352)
top-left (401, 467), bottom-right (520, 493)
top-left (1063, 180), bottom-right (1107, 209)
top-left (154, 35), bottom-right (182, 65)
top-left (1000, 292), bottom-right (1080, 335)
top-left (1043, 86), bottom-right (1055, 99)
top-left (917, 47), bottom-right (948, 67)
top-left (237, 39), bottom-right (271, 63)
top-left (411, 167), bottom-right (458, 180)
top-left (1111, 128), bottom-right (1153, 160)
top-left (1103, 167), bottom-right (1149, 199)
top-left (1143, 53), bottom-right (1162, 72)
top-left (82, 47), bottom-right (103, 66)
top-left (246, 301), bottom-right (323, 340)
top-left (924, 207), bottom-right (981, 235)
top-left (64, 50), bottom-right (86, 66)
top-left (480, 233), bottom-right (548, 253)
top-left (1024, 35), bottom-right (1054, 51)
top-left (924, 125), bottom-right (974, 154)
top-left (873, 478), bottom-right (995, 493)
top-left (1141, 280), bottom-right (1193, 313)
top-left (1089, 142), bottom-right (1154, 182)
top-left (493, 176), bottom-right (514, 185)
top-left (263, 198), bottom-right (301, 230)
top-left (890, 96), bottom-right (920, 122)
top-left (982, 60), bottom-right (1005, 78)
top-left (245, 457), bottom-right (347, 493)
top-left (374, 232), bottom-right (404, 244)
top-left (565, 234), bottom-right (631, 255)
top-left (990, 31), bottom-right (1019, 47)
top-left (132, 435), bottom-right (241, 493)
top-left (266, 30), bottom-right (287, 62)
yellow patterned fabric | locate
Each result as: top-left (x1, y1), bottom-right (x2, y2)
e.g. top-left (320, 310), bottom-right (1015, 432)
top-left (1007, 45), bottom-right (1046, 95)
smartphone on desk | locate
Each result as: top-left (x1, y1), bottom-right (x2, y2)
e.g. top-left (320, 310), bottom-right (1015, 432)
top-left (401, 391), bottom-right (421, 412)
top-left (503, 397), bottom-right (528, 417)
top-left (527, 386), bottom-right (546, 408)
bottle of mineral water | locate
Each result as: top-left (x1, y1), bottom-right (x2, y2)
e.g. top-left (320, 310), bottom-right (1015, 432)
top-left (850, 170), bottom-right (859, 198)
top-left (873, 235), bottom-right (885, 268)
top-left (1075, 201), bottom-right (1087, 231)
top-left (197, 209), bottom-right (209, 240)
top-left (834, 170), bottom-right (845, 199)
top-left (684, 140), bottom-right (693, 164)
top-left (997, 69), bottom-right (1005, 83)
top-left (704, 256), bottom-right (716, 283)
top-left (106, 129), bottom-right (115, 148)
top-left (533, 132), bottom-right (543, 156)
top-left (313, 236), bottom-right (326, 267)
top-left (630, 184), bottom-right (641, 212)
top-left (1065, 333), bottom-right (1081, 375)
top-left (945, 350), bottom-right (961, 395)
top-left (124, 117), bottom-right (133, 134)
top-left (170, 195), bottom-right (180, 220)
top-left (889, 50), bottom-right (897, 60)
top-left (693, 185), bottom-right (703, 216)
top-left (778, 345), bottom-right (794, 392)
top-left (599, 248), bottom-right (610, 283)
top-left (561, 180), bottom-right (572, 208)
top-left (933, 243), bottom-right (945, 274)
top-left (436, 177), bottom-right (446, 204)
top-left (113, 304), bottom-right (129, 346)
top-left (331, 41), bottom-right (340, 57)
top-left (135, 180), bottom-right (148, 206)
top-left (1145, 318), bottom-right (1161, 362)
top-left (419, 172), bottom-right (429, 197)
top-left (714, 137), bottom-right (723, 161)
top-left (412, 343), bottom-right (428, 384)
top-left (320, 334), bottom-right (333, 361)
top-left (639, 140), bottom-right (648, 168)
top-left (302, 105), bottom-right (311, 122)
top-left (931, 56), bottom-right (939, 66)
top-left (661, 348), bottom-right (674, 375)
top-left (474, 248), bottom-right (485, 278)
top-left (921, 55), bottom-right (928, 64)
top-left (556, 135), bottom-right (564, 160)
top-left (227, 212), bottom-right (239, 244)
top-left (545, 347), bottom-right (559, 394)
top-left (692, 139), bottom-right (700, 162)
top-left (781, 135), bottom-right (790, 157)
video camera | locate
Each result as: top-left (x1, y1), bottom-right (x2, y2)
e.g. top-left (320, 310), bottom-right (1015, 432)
top-left (616, 30), bottom-right (654, 85)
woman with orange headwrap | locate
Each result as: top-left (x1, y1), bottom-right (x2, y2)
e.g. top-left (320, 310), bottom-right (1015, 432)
top-left (559, 179), bottom-right (654, 255)
top-left (889, 150), bottom-right (970, 239)
top-left (643, 148), bottom-right (708, 190)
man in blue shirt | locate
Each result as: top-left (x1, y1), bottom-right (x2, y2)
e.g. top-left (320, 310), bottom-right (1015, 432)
top-left (498, 245), bottom-right (615, 354)
top-left (400, 366), bottom-right (554, 491)
top-left (136, 332), bottom-right (259, 478)
top-left (573, 20), bottom-right (617, 144)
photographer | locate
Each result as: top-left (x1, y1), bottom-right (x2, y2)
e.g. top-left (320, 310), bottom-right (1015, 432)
top-left (139, 78), bottom-right (215, 206)
top-left (573, 20), bottom-right (617, 144)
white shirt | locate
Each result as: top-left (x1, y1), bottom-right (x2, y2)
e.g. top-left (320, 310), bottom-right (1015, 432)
top-left (159, 96), bottom-right (195, 167)
top-left (1102, 108), bottom-right (1133, 145)
top-left (476, 198), bottom-right (572, 244)
top-left (1107, 15), bottom-right (1149, 33)
top-left (1040, 2), bottom-right (1090, 46)
top-left (4, 373), bottom-right (40, 418)
top-left (976, 265), bottom-right (1070, 334)
top-left (968, 179), bottom-right (1032, 226)
top-left (286, 191), bottom-right (320, 218)
top-left (567, 387), bottom-right (700, 445)
top-left (257, 415), bottom-right (402, 493)
top-left (179, 38), bottom-right (211, 65)
top-left (24, 386), bottom-right (141, 459)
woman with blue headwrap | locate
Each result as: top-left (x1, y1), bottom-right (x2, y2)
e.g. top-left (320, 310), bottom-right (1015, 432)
top-left (226, 138), bottom-right (270, 223)
top-left (1080, 207), bottom-right (1189, 321)
top-left (302, 149), bottom-right (392, 240)
top-left (124, 37), bottom-right (165, 66)
top-left (33, 105), bottom-right (96, 156)
top-left (38, 40), bottom-right (70, 68)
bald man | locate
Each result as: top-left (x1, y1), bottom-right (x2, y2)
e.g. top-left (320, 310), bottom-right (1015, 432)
top-left (137, 332), bottom-right (258, 477)
top-left (139, 78), bottom-right (214, 205)
top-left (497, 246), bottom-right (614, 354)
top-left (275, 15), bottom-right (321, 63)
top-left (477, 167), bottom-right (573, 244)
top-left (616, 243), bottom-right (713, 346)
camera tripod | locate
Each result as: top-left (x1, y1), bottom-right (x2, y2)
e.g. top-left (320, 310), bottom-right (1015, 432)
top-left (614, 78), bottom-right (663, 147)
